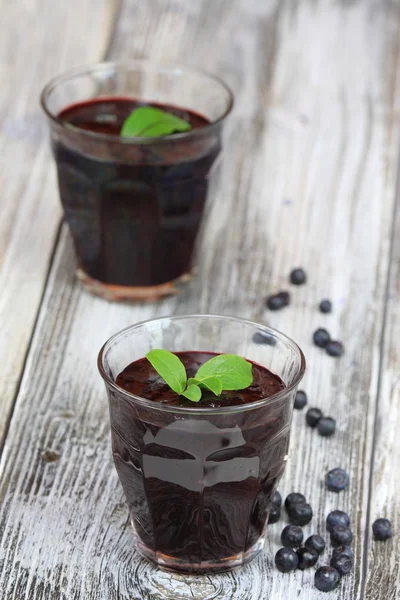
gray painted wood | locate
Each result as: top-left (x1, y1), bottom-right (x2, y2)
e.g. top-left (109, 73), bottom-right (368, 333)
top-left (0, 0), bottom-right (118, 445)
top-left (1, 0), bottom-right (400, 598)
top-left (364, 186), bottom-right (400, 599)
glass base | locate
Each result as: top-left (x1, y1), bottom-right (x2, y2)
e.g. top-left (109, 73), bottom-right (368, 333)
top-left (134, 533), bottom-right (265, 575)
top-left (76, 268), bottom-right (195, 302)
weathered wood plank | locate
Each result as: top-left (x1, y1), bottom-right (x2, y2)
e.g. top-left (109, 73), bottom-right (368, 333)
top-left (1, 0), bottom-right (400, 598)
top-left (0, 0), bottom-right (119, 444)
top-left (364, 189), bottom-right (400, 597)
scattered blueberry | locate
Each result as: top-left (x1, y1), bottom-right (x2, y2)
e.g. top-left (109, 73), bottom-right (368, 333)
top-left (330, 525), bottom-right (353, 547)
top-left (290, 268), bottom-right (307, 285)
top-left (252, 331), bottom-right (277, 346)
top-left (278, 290), bottom-right (291, 306)
top-left (268, 504), bottom-right (281, 524)
top-left (297, 547), bottom-right (319, 570)
top-left (305, 534), bottom-right (326, 555)
top-left (275, 547), bottom-right (299, 572)
top-left (313, 328), bottom-right (331, 348)
top-left (372, 518), bottom-right (393, 541)
top-left (326, 468), bottom-right (349, 492)
top-left (281, 524), bottom-right (304, 548)
top-left (314, 566), bottom-right (341, 592)
top-left (285, 492), bottom-right (306, 511)
top-left (306, 407), bottom-right (323, 428)
top-left (266, 294), bottom-right (287, 311)
top-left (318, 417), bottom-right (336, 437)
top-left (326, 340), bottom-right (344, 357)
top-left (294, 390), bottom-right (307, 410)
top-left (319, 299), bottom-right (332, 313)
top-left (326, 510), bottom-right (350, 532)
top-left (332, 545), bottom-right (354, 561)
top-left (273, 490), bottom-right (282, 507)
top-left (330, 554), bottom-right (353, 576)
top-left (288, 502), bottom-right (313, 526)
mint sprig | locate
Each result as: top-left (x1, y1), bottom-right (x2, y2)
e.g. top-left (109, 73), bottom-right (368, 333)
top-left (145, 350), bottom-right (253, 403)
top-left (187, 376), bottom-right (222, 396)
top-left (143, 349), bottom-right (186, 394)
top-left (121, 106), bottom-right (191, 138)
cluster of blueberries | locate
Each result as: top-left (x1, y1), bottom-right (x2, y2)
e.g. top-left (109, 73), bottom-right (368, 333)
top-left (261, 267), bottom-right (393, 591)
top-left (270, 492), bottom-right (392, 592)
top-left (265, 267), bottom-right (345, 358)
top-left (265, 268), bottom-right (308, 310)
top-left (294, 389), bottom-right (336, 437)
top-left (313, 328), bottom-right (344, 358)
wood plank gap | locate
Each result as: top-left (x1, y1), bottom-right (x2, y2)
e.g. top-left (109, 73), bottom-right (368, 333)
top-left (101, 0), bottom-right (124, 63)
top-left (360, 112), bottom-right (400, 600)
top-left (0, 0), bottom-right (122, 453)
top-left (0, 220), bottom-right (63, 459)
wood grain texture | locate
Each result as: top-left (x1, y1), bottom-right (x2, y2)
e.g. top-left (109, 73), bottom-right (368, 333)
top-left (1, 0), bottom-right (400, 598)
top-left (364, 175), bottom-right (400, 597)
top-left (0, 0), bottom-right (119, 444)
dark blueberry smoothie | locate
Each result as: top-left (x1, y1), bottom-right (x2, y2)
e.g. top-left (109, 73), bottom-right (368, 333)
top-left (112, 351), bottom-right (289, 572)
top-left (116, 351), bottom-right (284, 408)
top-left (53, 99), bottom-right (219, 288)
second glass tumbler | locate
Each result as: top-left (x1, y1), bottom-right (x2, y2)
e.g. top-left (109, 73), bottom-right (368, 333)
top-left (41, 61), bottom-right (233, 301)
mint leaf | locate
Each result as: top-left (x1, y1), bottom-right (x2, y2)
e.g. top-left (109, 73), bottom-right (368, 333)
top-left (145, 350), bottom-right (253, 403)
top-left (181, 384), bottom-right (201, 402)
top-left (121, 106), bottom-right (191, 138)
top-left (145, 349), bottom-right (186, 394)
top-left (195, 354), bottom-right (253, 390)
top-left (188, 376), bottom-right (223, 396)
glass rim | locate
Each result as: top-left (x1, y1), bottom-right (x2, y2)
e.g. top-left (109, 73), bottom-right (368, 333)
top-left (40, 59), bottom-right (234, 145)
top-left (97, 314), bottom-right (306, 415)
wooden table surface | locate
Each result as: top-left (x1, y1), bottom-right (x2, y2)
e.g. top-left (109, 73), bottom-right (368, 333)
top-left (1, 1), bottom-right (399, 598)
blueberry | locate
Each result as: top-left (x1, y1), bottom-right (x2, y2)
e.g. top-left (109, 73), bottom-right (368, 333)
top-left (319, 299), bottom-right (332, 313)
top-left (326, 510), bottom-right (350, 532)
top-left (330, 554), bottom-right (353, 575)
top-left (290, 268), bottom-right (307, 285)
top-left (285, 492), bottom-right (306, 511)
top-left (314, 566), bottom-right (341, 592)
top-left (294, 390), bottom-right (307, 410)
top-left (288, 502), bottom-right (313, 526)
top-left (275, 547), bottom-right (299, 572)
top-left (332, 545), bottom-right (354, 561)
top-left (266, 294), bottom-right (286, 311)
top-left (326, 468), bottom-right (349, 492)
top-left (278, 290), bottom-right (291, 306)
top-left (252, 331), bottom-right (276, 346)
top-left (297, 547), bottom-right (319, 570)
top-left (318, 417), bottom-right (336, 437)
top-left (372, 518), bottom-right (393, 541)
top-left (326, 340), bottom-right (344, 357)
top-left (281, 525), bottom-right (303, 548)
top-left (273, 490), bottom-right (282, 507)
top-left (313, 328), bottom-right (331, 348)
top-left (306, 407), bottom-right (323, 428)
top-left (305, 534), bottom-right (326, 555)
top-left (268, 504), bottom-right (281, 524)
top-left (330, 525), bottom-right (353, 547)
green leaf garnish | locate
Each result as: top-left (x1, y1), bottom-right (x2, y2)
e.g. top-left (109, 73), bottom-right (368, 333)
top-left (187, 376), bottom-right (223, 396)
top-left (146, 349), bottom-right (187, 394)
top-left (181, 384), bottom-right (202, 402)
top-left (121, 106), bottom-right (191, 138)
top-left (145, 350), bottom-right (253, 403)
top-left (195, 354), bottom-right (253, 390)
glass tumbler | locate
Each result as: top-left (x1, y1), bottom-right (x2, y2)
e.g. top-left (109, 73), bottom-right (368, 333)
top-left (98, 315), bottom-right (305, 574)
top-left (41, 61), bottom-right (233, 301)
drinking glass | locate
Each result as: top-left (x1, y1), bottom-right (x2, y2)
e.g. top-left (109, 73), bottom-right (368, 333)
top-left (98, 315), bottom-right (305, 574)
top-left (41, 62), bottom-right (233, 301)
